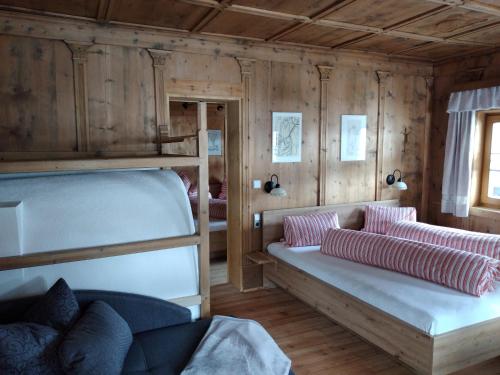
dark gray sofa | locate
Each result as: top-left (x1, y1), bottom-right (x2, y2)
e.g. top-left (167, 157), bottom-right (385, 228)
top-left (0, 290), bottom-right (294, 375)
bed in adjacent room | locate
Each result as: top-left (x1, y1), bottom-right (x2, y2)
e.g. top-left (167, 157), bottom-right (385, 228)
top-left (261, 200), bottom-right (500, 375)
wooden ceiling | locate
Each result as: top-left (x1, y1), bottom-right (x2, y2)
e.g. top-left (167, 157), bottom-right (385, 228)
top-left (1, 0), bottom-right (499, 62)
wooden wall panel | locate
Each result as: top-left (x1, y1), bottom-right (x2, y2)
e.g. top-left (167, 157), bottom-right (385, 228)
top-left (325, 68), bottom-right (379, 204)
top-left (0, 35), bottom-right (76, 152)
top-left (86, 45), bottom-right (156, 153)
top-left (383, 74), bottom-right (427, 211)
top-left (428, 50), bottom-right (500, 232)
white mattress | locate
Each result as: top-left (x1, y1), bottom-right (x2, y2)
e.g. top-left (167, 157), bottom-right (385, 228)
top-left (194, 219), bottom-right (227, 232)
top-left (0, 170), bottom-right (200, 318)
top-left (268, 242), bottom-right (500, 335)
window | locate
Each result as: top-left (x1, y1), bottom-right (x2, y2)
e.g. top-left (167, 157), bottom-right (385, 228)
top-left (481, 114), bottom-right (500, 208)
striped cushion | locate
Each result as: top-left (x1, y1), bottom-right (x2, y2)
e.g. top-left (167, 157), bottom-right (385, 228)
top-left (387, 221), bottom-right (500, 260)
top-left (321, 229), bottom-right (500, 296)
top-left (218, 177), bottom-right (228, 200)
top-left (177, 171), bottom-right (192, 192)
top-left (284, 211), bottom-right (340, 247)
top-left (363, 205), bottom-right (416, 234)
top-left (190, 197), bottom-right (227, 219)
top-left (188, 185), bottom-right (212, 199)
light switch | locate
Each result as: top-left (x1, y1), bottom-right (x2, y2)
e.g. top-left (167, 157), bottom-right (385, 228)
top-left (253, 213), bottom-right (261, 229)
top-left (252, 180), bottom-right (261, 189)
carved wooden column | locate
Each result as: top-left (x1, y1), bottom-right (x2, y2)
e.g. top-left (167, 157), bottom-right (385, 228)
top-left (317, 65), bottom-right (334, 206)
top-left (236, 57), bottom-right (255, 290)
top-left (148, 49), bottom-right (171, 154)
top-left (66, 41), bottom-right (92, 152)
top-left (375, 71), bottom-right (391, 200)
top-left (421, 76), bottom-right (434, 222)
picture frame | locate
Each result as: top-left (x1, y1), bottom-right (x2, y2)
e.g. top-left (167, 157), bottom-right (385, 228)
top-left (208, 129), bottom-right (222, 156)
top-left (340, 115), bottom-right (367, 161)
top-left (272, 112), bottom-right (302, 163)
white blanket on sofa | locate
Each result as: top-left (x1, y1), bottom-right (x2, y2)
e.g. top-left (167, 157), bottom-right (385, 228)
top-left (181, 316), bottom-right (291, 375)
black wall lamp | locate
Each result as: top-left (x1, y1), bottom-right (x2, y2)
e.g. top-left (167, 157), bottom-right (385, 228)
top-left (386, 169), bottom-right (408, 191)
top-left (264, 174), bottom-right (287, 197)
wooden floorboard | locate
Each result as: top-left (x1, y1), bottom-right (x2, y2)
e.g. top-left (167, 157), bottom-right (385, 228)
top-left (210, 259), bottom-right (227, 286)
top-left (211, 284), bottom-right (500, 375)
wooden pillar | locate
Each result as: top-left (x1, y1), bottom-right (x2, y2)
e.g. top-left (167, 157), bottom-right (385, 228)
top-left (197, 101), bottom-right (210, 317)
top-left (420, 76), bottom-right (434, 222)
top-left (236, 57), bottom-right (255, 290)
top-left (375, 71), bottom-right (391, 201)
top-left (66, 41), bottom-right (92, 152)
top-left (317, 65), bottom-right (334, 206)
top-left (148, 49), bottom-right (170, 154)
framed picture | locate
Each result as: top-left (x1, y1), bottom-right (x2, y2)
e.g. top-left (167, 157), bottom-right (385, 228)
top-left (340, 115), bottom-right (367, 161)
top-left (208, 129), bottom-right (222, 156)
top-left (272, 112), bottom-right (302, 163)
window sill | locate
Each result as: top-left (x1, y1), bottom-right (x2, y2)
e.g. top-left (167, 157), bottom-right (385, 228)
top-left (470, 206), bottom-right (500, 220)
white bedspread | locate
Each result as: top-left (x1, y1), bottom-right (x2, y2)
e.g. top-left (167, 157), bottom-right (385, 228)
top-left (181, 315), bottom-right (291, 375)
top-left (268, 242), bottom-right (500, 335)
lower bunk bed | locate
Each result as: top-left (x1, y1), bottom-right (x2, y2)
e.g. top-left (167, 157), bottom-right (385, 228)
top-left (262, 200), bottom-right (500, 375)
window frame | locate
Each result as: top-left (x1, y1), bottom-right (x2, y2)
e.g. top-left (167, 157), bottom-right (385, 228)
top-left (480, 114), bottom-right (500, 209)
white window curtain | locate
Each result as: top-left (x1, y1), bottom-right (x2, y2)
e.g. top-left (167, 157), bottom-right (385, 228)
top-left (442, 86), bottom-right (500, 217)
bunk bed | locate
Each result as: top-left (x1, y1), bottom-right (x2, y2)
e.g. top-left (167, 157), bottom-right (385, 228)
top-left (260, 200), bottom-right (500, 375)
top-left (0, 102), bottom-right (211, 317)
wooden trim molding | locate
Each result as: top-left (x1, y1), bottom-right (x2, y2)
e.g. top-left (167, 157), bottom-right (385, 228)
top-left (65, 41), bottom-right (92, 152)
top-left (236, 57), bottom-right (255, 290)
top-left (317, 65), bottom-right (334, 206)
top-left (375, 71), bottom-right (391, 201)
top-left (148, 49), bottom-right (171, 154)
top-left (421, 76), bottom-right (434, 222)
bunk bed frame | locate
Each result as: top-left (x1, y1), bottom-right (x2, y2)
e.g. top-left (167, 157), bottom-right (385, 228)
top-left (0, 102), bottom-right (211, 317)
top-left (261, 200), bottom-right (500, 374)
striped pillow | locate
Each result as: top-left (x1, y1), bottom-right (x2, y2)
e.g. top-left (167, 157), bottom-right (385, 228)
top-left (321, 229), bottom-right (500, 296)
top-left (218, 177), bottom-right (228, 200)
top-left (188, 185), bottom-right (212, 199)
top-left (177, 171), bottom-right (192, 192)
top-left (363, 205), bottom-right (416, 234)
top-left (284, 211), bottom-right (340, 247)
top-left (387, 221), bottom-right (500, 260)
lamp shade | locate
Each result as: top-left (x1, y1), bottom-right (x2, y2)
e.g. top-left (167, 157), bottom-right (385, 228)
top-left (393, 180), bottom-right (408, 191)
top-left (270, 186), bottom-right (287, 197)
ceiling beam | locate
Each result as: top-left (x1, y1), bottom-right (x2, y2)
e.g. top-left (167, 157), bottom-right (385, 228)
top-left (425, 0), bottom-right (500, 17)
top-left (266, 0), bottom-right (357, 42)
top-left (190, 0), bottom-right (232, 33)
top-left (96, 0), bottom-right (114, 23)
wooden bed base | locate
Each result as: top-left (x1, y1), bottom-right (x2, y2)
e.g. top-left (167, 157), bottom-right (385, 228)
top-left (209, 229), bottom-right (227, 260)
top-left (261, 200), bottom-right (500, 375)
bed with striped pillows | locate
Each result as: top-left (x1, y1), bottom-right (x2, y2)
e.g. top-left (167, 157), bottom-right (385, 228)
top-left (321, 229), bottom-right (500, 296)
top-left (363, 205), bottom-right (417, 235)
top-left (387, 221), bottom-right (500, 260)
top-left (283, 211), bottom-right (340, 247)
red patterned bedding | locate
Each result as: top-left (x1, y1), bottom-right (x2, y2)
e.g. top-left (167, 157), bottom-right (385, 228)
top-left (321, 229), bottom-right (500, 296)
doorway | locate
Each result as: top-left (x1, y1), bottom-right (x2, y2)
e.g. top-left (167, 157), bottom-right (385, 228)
top-left (167, 98), bottom-right (242, 291)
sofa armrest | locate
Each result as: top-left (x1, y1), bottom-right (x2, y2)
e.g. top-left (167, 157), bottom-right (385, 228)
top-left (75, 290), bottom-right (192, 334)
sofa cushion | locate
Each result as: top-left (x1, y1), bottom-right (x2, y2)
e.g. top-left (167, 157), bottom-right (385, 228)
top-left (0, 323), bottom-right (62, 374)
top-left (23, 278), bottom-right (80, 332)
top-left (122, 319), bottom-right (211, 375)
top-left (59, 301), bottom-right (132, 375)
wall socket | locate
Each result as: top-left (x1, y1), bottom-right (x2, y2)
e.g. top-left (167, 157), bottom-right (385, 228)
top-left (253, 213), bottom-right (261, 229)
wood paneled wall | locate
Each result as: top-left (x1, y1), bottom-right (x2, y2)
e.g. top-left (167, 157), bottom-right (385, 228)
top-left (428, 51), bottom-right (500, 233)
top-left (0, 12), bottom-right (433, 290)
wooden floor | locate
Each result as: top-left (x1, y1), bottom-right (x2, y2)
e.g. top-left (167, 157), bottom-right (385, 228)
top-left (211, 284), bottom-right (500, 375)
top-left (210, 259), bottom-right (227, 286)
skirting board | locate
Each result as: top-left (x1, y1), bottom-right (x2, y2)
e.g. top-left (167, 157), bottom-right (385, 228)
top-left (263, 257), bottom-right (500, 375)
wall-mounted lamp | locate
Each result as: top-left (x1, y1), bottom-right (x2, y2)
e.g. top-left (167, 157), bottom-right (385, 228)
top-left (386, 169), bottom-right (408, 191)
top-left (264, 174), bottom-right (287, 197)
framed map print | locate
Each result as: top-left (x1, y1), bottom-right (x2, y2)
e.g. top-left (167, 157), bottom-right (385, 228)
top-left (272, 112), bottom-right (302, 163)
top-left (340, 115), bottom-right (367, 161)
top-left (208, 130), bottom-right (222, 156)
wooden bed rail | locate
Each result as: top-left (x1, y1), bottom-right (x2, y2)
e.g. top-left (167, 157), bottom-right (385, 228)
top-left (0, 155), bottom-right (200, 174)
top-left (0, 234), bottom-right (201, 271)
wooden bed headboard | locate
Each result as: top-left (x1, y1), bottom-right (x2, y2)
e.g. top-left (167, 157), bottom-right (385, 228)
top-left (262, 199), bottom-right (400, 249)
